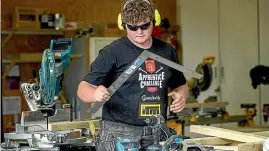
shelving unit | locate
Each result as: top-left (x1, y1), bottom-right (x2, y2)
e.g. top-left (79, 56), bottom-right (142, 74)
top-left (1, 9), bottom-right (79, 133)
top-left (1, 28), bottom-right (64, 35)
top-left (2, 52), bottom-right (82, 79)
top-left (1, 28), bottom-right (65, 48)
top-left (2, 52), bottom-right (82, 104)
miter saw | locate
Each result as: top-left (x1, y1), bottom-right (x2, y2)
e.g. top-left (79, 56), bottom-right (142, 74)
top-left (21, 38), bottom-right (72, 113)
top-left (167, 56), bottom-right (229, 136)
top-left (1, 38), bottom-right (93, 151)
top-left (188, 56), bottom-right (229, 117)
top-left (185, 56), bottom-right (227, 119)
top-left (186, 56), bottom-right (215, 104)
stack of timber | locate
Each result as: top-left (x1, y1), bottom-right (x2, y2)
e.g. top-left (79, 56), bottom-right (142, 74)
top-left (189, 125), bottom-right (269, 151)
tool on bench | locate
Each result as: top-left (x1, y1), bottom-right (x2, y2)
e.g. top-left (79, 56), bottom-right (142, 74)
top-left (89, 120), bottom-right (97, 140)
top-left (21, 38), bottom-right (72, 112)
top-left (87, 50), bottom-right (203, 114)
top-left (2, 38), bottom-right (96, 150)
top-left (186, 56), bottom-right (215, 104)
top-left (115, 115), bottom-right (215, 151)
top-left (238, 103), bottom-right (257, 127)
top-left (263, 104), bottom-right (269, 124)
top-left (18, 38), bottom-right (73, 131)
top-left (20, 38), bottom-right (73, 126)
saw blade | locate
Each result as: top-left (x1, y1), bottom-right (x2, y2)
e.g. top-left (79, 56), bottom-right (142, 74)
top-left (87, 50), bottom-right (203, 114)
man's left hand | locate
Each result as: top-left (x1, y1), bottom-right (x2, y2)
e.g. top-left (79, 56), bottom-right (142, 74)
top-left (168, 91), bottom-right (186, 113)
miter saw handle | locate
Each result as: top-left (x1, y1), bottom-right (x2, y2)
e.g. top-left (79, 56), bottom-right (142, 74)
top-left (50, 38), bottom-right (72, 97)
top-left (50, 38), bottom-right (72, 57)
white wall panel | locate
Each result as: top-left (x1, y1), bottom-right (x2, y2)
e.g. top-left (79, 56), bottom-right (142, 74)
top-left (180, 0), bottom-right (220, 102)
top-left (259, 0), bottom-right (269, 126)
top-left (219, 0), bottom-right (260, 120)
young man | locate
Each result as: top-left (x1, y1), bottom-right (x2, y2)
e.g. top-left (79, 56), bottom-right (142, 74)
top-left (77, 0), bottom-right (188, 150)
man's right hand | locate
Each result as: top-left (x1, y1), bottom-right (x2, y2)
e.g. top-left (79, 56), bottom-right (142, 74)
top-left (94, 85), bottom-right (110, 102)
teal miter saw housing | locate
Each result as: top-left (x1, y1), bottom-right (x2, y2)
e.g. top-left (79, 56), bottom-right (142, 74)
top-left (20, 38), bottom-right (72, 112)
top-left (39, 38), bottom-right (72, 105)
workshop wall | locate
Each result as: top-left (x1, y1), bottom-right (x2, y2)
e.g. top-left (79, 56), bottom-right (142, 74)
top-left (2, 0), bottom-right (177, 54)
top-left (2, 0), bottom-right (177, 29)
top-left (180, 0), bottom-right (269, 127)
top-left (1, 0), bottom-right (178, 132)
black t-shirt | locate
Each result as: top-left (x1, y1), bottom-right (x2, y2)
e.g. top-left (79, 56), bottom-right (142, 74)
top-left (83, 35), bottom-right (186, 126)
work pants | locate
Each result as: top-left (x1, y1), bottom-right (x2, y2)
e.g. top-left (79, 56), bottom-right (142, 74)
top-left (95, 120), bottom-right (144, 151)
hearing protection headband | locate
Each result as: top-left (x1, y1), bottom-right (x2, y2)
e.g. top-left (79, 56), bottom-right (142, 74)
top-left (118, 0), bottom-right (161, 30)
top-left (123, 0), bottom-right (150, 9)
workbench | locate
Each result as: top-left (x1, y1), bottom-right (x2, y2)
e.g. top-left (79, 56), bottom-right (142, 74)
top-left (167, 101), bottom-right (248, 136)
top-left (188, 125), bottom-right (269, 151)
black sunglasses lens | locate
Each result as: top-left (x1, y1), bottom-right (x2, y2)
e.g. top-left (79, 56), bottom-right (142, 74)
top-left (127, 25), bottom-right (138, 31)
top-left (140, 22), bottom-right (151, 30)
top-left (127, 22), bottom-right (151, 31)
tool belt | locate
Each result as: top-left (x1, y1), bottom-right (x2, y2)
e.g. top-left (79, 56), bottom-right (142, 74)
top-left (95, 119), bottom-right (177, 151)
top-left (95, 120), bottom-right (144, 151)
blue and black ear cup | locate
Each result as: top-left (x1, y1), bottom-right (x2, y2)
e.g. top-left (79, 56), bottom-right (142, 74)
top-left (118, 9), bottom-right (161, 30)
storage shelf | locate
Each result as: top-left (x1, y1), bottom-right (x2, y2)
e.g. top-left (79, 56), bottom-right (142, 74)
top-left (2, 52), bottom-right (82, 79)
top-left (2, 53), bottom-right (82, 63)
top-left (1, 28), bottom-right (66, 48)
top-left (2, 89), bottom-right (21, 96)
top-left (1, 28), bottom-right (64, 35)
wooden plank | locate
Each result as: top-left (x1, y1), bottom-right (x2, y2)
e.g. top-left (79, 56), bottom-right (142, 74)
top-left (253, 131), bottom-right (269, 137)
top-left (1, 60), bottom-right (16, 79)
top-left (49, 120), bottom-right (99, 131)
top-left (189, 137), bottom-right (237, 146)
top-left (230, 127), bottom-right (269, 134)
top-left (190, 125), bottom-right (267, 143)
top-left (238, 142), bottom-right (262, 151)
top-left (189, 130), bottom-right (269, 151)
top-left (189, 137), bottom-right (262, 151)
top-left (172, 114), bottom-right (245, 126)
top-left (200, 101), bottom-right (228, 108)
top-left (184, 115), bottom-right (245, 125)
top-left (211, 146), bottom-right (238, 151)
top-left (185, 102), bottom-right (229, 109)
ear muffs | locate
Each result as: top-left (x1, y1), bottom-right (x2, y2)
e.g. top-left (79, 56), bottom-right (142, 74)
top-left (118, 9), bottom-right (161, 30)
top-left (154, 9), bottom-right (161, 26)
top-left (117, 13), bottom-right (125, 30)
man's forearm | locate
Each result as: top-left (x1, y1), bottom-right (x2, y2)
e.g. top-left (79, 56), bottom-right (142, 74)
top-left (172, 83), bottom-right (189, 99)
top-left (77, 81), bottom-right (97, 103)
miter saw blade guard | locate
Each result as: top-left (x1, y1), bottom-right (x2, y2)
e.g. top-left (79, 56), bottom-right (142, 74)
top-left (195, 63), bottom-right (213, 92)
top-left (39, 49), bottom-right (56, 105)
top-left (192, 56), bottom-right (215, 98)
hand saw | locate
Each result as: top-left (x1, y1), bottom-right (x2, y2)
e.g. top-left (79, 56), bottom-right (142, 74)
top-left (87, 50), bottom-right (203, 114)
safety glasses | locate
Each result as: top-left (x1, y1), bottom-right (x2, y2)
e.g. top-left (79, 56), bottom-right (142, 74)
top-left (126, 22), bottom-right (151, 31)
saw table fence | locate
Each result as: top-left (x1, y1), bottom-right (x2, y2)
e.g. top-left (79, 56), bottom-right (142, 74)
top-left (189, 125), bottom-right (269, 151)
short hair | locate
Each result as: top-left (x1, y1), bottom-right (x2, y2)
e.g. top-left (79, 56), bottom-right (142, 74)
top-left (121, 0), bottom-right (154, 25)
